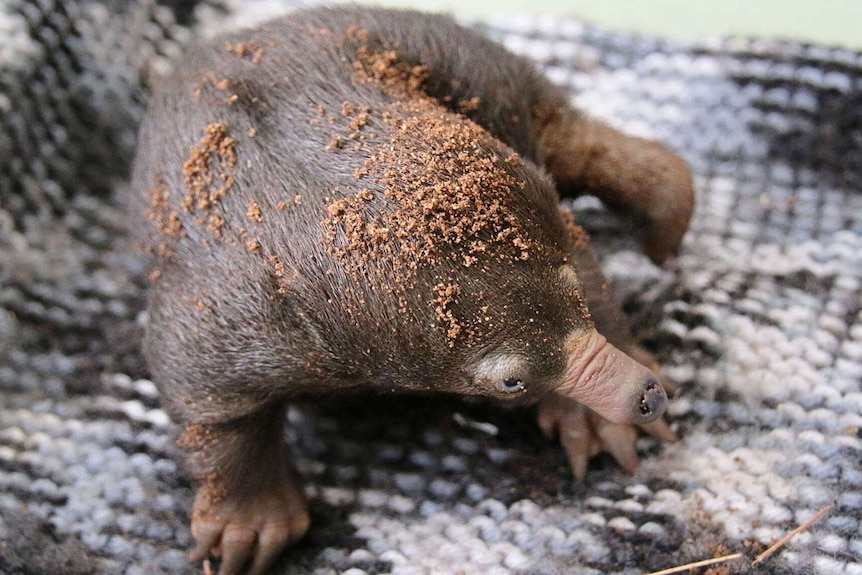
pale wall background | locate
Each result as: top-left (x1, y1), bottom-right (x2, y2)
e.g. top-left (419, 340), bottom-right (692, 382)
top-left (350, 0), bottom-right (862, 49)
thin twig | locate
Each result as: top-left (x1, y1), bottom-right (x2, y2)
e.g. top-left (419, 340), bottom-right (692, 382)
top-left (751, 504), bottom-right (835, 566)
top-left (643, 553), bottom-right (744, 575)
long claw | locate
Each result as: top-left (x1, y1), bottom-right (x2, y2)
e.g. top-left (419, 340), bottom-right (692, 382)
top-left (247, 520), bottom-right (301, 575)
top-left (538, 387), bottom-right (677, 480)
top-left (187, 468), bottom-right (308, 575)
top-left (594, 419), bottom-right (640, 473)
top-left (217, 525), bottom-right (256, 575)
top-left (190, 516), bottom-right (224, 562)
top-left (627, 346), bottom-right (678, 398)
top-left (642, 418), bottom-right (678, 443)
top-left (559, 422), bottom-right (592, 481)
top-left (563, 401), bottom-right (596, 480)
top-left (657, 374), bottom-right (678, 398)
top-left (537, 404), bottom-right (560, 439)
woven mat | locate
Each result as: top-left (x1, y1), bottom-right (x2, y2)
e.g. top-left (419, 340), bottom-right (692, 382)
top-left (1, 1), bottom-right (861, 574)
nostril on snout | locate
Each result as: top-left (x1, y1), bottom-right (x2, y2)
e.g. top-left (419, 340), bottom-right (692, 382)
top-left (639, 378), bottom-right (667, 417)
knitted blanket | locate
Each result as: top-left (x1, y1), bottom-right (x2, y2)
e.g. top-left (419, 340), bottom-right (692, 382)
top-left (1, 1), bottom-right (860, 574)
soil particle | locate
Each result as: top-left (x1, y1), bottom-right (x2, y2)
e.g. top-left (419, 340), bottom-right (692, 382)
top-left (269, 255), bottom-right (292, 294)
top-left (146, 174), bottom-right (185, 241)
top-left (323, 100), bottom-right (534, 270)
top-left (320, 33), bottom-right (549, 344)
top-left (225, 41), bottom-right (265, 64)
top-left (342, 101), bottom-right (372, 131)
top-left (201, 212), bottom-right (225, 237)
top-left (341, 101), bottom-right (357, 116)
top-left (194, 75), bottom-right (238, 105)
top-left (182, 122), bottom-right (237, 238)
top-left (197, 474), bottom-right (227, 506)
top-left (247, 201), bottom-right (263, 222)
top-left (177, 424), bottom-right (214, 451)
top-left (324, 31), bottom-right (537, 272)
top-left (433, 282), bottom-right (463, 347)
top-left (240, 226), bottom-right (268, 254)
top-left (183, 123), bottom-right (237, 209)
top-left (458, 96), bottom-right (481, 113)
top-left (348, 111), bottom-right (370, 131)
top-left (325, 134), bottom-right (344, 151)
top-left (353, 49), bottom-right (428, 100)
top-left (270, 255), bottom-right (287, 276)
top-left (323, 100), bottom-right (375, 151)
top-left (559, 208), bottom-right (590, 250)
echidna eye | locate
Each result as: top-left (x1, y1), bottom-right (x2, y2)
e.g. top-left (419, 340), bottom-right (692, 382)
top-left (499, 377), bottom-right (525, 393)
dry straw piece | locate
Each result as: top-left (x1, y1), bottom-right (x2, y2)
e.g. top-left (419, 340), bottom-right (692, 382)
top-left (751, 504), bottom-right (835, 567)
top-left (643, 503), bottom-right (835, 575)
top-left (643, 553), bottom-right (745, 575)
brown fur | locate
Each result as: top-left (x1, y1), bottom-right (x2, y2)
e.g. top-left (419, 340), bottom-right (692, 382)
top-left (128, 7), bottom-right (693, 573)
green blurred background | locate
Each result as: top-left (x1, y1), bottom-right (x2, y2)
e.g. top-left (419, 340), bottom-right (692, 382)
top-left (351, 0), bottom-right (862, 49)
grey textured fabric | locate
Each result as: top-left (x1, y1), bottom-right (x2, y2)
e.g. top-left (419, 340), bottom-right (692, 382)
top-left (1, 1), bottom-right (861, 574)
